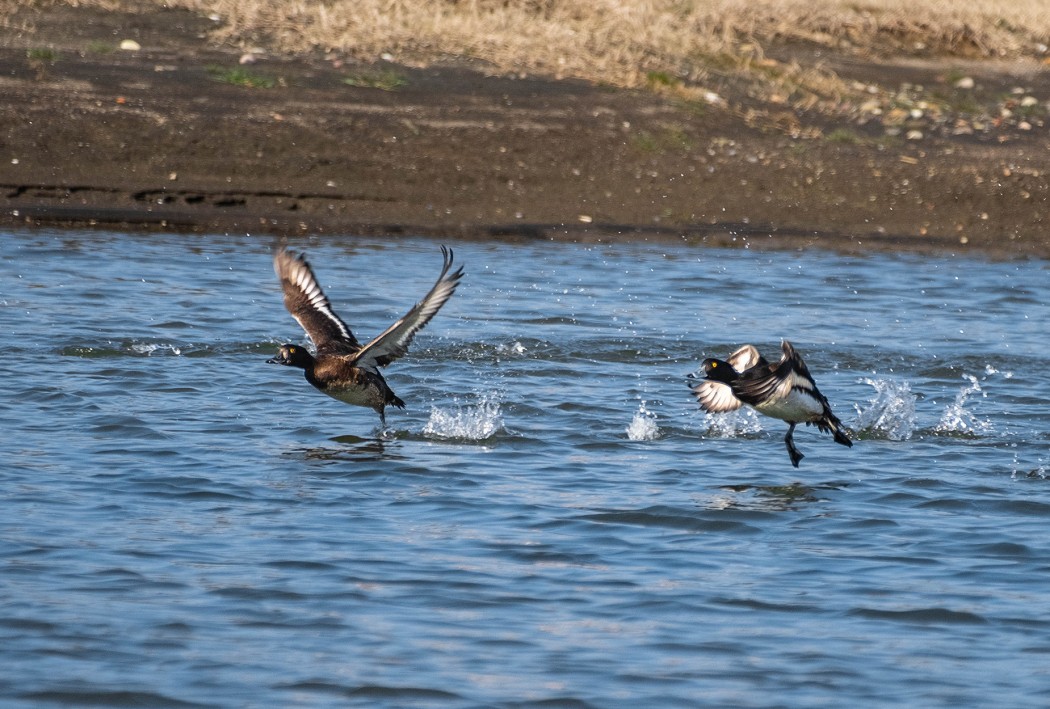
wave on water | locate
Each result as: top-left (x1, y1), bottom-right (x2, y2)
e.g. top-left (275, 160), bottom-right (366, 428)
top-left (423, 392), bottom-right (505, 441)
top-left (625, 401), bottom-right (660, 441)
top-left (855, 378), bottom-right (917, 441)
top-left (935, 373), bottom-right (992, 435)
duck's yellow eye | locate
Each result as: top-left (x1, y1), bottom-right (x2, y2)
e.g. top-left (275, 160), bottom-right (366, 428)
top-left (288, 346), bottom-right (296, 353)
top-left (710, 361), bottom-right (718, 368)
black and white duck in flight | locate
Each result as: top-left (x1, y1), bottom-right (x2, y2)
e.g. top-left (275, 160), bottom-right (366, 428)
top-left (689, 340), bottom-right (852, 467)
top-left (268, 246), bottom-right (464, 426)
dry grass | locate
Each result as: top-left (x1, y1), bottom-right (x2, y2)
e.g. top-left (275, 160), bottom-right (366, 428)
top-left (9, 0), bottom-right (1050, 89)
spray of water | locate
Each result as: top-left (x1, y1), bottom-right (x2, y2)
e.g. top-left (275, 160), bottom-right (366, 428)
top-left (423, 392), bottom-right (505, 441)
top-left (131, 342), bottom-right (183, 356)
top-left (625, 400), bottom-right (660, 441)
top-left (1011, 450), bottom-right (1047, 480)
top-left (935, 374), bottom-right (992, 435)
top-left (496, 340), bottom-right (528, 357)
top-left (855, 378), bottom-right (917, 440)
top-left (705, 408), bottom-right (763, 437)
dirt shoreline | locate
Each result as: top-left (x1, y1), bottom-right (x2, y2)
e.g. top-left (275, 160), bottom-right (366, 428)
top-left (2, 4), bottom-right (1049, 257)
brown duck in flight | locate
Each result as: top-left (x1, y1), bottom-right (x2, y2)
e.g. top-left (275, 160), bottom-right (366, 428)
top-left (268, 246), bottom-right (464, 425)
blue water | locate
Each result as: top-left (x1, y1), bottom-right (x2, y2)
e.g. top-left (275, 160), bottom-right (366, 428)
top-left (2, 230), bottom-right (1049, 708)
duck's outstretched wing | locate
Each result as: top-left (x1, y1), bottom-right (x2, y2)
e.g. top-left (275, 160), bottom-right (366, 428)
top-left (274, 249), bottom-right (362, 354)
top-left (351, 246), bottom-right (464, 372)
top-left (731, 340), bottom-right (806, 406)
top-left (688, 344), bottom-right (764, 414)
top-left (689, 375), bottom-right (744, 413)
top-left (726, 344), bottom-right (766, 373)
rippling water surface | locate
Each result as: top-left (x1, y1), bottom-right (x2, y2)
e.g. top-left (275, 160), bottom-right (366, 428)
top-left (2, 230), bottom-right (1050, 707)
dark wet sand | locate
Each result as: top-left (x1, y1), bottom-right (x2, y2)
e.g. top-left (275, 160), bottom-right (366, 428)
top-left (2, 4), bottom-right (1049, 257)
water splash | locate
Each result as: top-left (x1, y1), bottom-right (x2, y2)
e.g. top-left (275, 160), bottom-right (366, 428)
top-left (705, 408), bottom-right (763, 437)
top-left (935, 374), bottom-right (992, 435)
top-left (423, 393), bottom-right (505, 441)
top-left (1010, 450), bottom-right (1047, 480)
top-left (855, 378), bottom-right (917, 441)
top-left (496, 340), bottom-right (528, 357)
top-left (454, 339), bottom-right (532, 365)
top-left (130, 342), bottom-right (183, 356)
top-left (625, 401), bottom-right (660, 441)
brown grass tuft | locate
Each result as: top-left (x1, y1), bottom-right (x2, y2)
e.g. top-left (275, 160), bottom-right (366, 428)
top-left (9, 0), bottom-right (1050, 88)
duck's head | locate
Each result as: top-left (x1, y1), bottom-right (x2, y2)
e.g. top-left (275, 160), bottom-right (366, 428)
top-left (701, 357), bottom-right (737, 384)
top-left (267, 344), bottom-right (314, 369)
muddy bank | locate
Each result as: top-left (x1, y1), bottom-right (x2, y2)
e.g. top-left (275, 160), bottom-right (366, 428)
top-left (2, 4), bottom-right (1048, 256)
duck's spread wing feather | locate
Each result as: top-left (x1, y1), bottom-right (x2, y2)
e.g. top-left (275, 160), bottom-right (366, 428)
top-left (732, 340), bottom-right (831, 412)
top-left (690, 377), bottom-right (744, 413)
top-left (726, 344), bottom-right (767, 373)
top-left (731, 368), bottom-right (792, 408)
top-left (687, 345), bottom-right (766, 415)
top-left (274, 249), bottom-right (361, 354)
top-left (731, 341), bottom-right (805, 407)
top-left (351, 246), bottom-right (464, 372)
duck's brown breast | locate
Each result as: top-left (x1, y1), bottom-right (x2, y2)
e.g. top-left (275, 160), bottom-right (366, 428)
top-left (308, 356), bottom-right (388, 409)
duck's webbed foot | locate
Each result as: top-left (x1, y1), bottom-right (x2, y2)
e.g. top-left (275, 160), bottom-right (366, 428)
top-left (784, 423), bottom-right (805, 468)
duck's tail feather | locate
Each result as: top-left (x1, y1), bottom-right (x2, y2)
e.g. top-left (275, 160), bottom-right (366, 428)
top-left (815, 411), bottom-right (853, 448)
